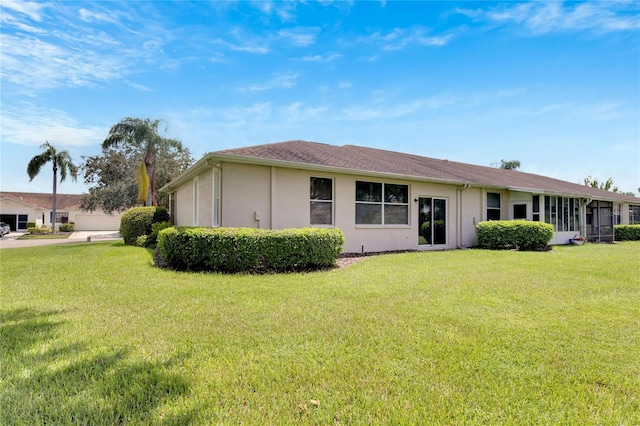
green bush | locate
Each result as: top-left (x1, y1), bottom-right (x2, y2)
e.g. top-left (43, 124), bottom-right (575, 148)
top-left (158, 227), bottom-right (345, 273)
top-left (144, 221), bottom-right (173, 248)
top-left (614, 225), bottom-right (640, 241)
top-left (136, 235), bottom-right (148, 247)
top-left (58, 222), bottom-right (75, 232)
top-left (119, 206), bottom-right (170, 246)
top-left (476, 220), bottom-right (554, 251)
top-left (27, 226), bottom-right (51, 235)
top-left (27, 222), bottom-right (36, 229)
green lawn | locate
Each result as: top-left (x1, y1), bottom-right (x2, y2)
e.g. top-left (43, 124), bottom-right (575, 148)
top-left (1, 242), bottom-right (639, 424)
top-left (16, 233), bottom-right (70, 240)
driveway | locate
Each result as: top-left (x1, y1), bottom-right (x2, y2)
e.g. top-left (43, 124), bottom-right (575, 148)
top-left (0, 231), bottom-right (121, 249)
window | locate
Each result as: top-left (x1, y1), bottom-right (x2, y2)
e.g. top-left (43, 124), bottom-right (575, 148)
top-left (630, 205), bottom-right (640, 225)
top-left (513, 204), bottom-right (527, 220)
top-left (355, 181), bottom-right (408, 225)
top-left (18, 214), bottom-right (28, 230)
top-left (193, 177), bottom-right (198, 226)
top-left (310, 177), bottom-right (333, 225)
top-left (50, 211), bottom-right (69, 224)
top-left (532, 195), bottom-right (540, 221)
top-left (486, 192), bottom-right (501, 220)
top-left (544, 196), bottom-right (580, 231)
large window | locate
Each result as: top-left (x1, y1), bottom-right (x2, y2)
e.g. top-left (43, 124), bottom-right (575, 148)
top-left (630, 205), bottom-right (640, 225)
top-left (355, 181), bottom-right (409, 225)
top-left (544, 196), bottom-right (580, 232)
top-left (50, 211), bottom-right (69, 224)
top-left (486, 192), bottom-right (501, 220)
top-left (310, 177), bottom-right (333, 225)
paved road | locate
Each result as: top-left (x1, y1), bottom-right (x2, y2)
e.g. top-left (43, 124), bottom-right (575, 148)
top-left (0, 231), bottom-right (121, 249)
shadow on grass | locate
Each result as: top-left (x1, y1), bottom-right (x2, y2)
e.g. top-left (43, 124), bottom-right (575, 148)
top-left (0, 308), bottom-right (196, 425)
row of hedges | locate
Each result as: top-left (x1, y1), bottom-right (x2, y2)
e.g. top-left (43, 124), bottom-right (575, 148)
top-left (157, 227), bottom-right (345, 273)
top-left (476, 220), bottom-right (554, 251)
top-left (120, 206), bottom-right (170, 245)
top-left (615, 225), bottom-right (640, 241)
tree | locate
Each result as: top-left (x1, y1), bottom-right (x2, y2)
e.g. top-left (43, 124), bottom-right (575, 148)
top-left (27, 141), bottom-right (78, 234)
top-left (500, 159), bottom-right (521, 170)
top-left (583, 176), bottom-right (620, 193)
top-left (81, 139), bottom-right (193, 214)
top-left (102, 117), bottom-right (185, 206)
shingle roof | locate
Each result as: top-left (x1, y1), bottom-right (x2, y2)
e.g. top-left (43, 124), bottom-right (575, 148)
top-left (0, 192), bottom-right (84, 210)
top-left (215, 140), bottom-right (640, 203)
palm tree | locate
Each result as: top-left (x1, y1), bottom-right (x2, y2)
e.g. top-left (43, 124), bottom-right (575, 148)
top-left (27, 141), bottom-right (78, 234)
top-left (102, 118), bottom-right (184, 206)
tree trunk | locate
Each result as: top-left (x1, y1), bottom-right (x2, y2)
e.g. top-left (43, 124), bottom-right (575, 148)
top-left (52, 162), bottom-right (57, 234)
top-left (145, 160), bottom-right (154, 206)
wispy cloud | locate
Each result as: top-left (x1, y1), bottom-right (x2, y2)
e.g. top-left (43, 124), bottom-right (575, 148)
top-left (300, 53), bottom-right (342, 63)
top-left (1, 102), bottom-right (107, 147)
top-left (455, 1), bottom-right (640, 35)
top-left (0, 2), bottom-right (172, 91)
top-left (0, 0), bottom-right (49, 21)
top-left (357, 27), bottom-right (454, 50)
top-left (240, 73), bottom-right (299, 92)
top-left (341, 94), bottom-right (459, 121)
top-left (278, 28), bottom-right (320, 46)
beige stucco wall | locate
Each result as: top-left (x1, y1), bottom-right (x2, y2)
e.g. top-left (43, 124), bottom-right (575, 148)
top-left (220, 163), bottom-right (272, 229)
top-left (175, 179), bottom-right (195, 226)
top-left (171, 161), bottom-right (640, 252)
top-left (1, 197), bottom-right (121, 231)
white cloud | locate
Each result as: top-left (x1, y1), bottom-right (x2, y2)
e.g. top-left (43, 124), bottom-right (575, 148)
top-left (357, 27), bottom-right (454, 50)
top-left (1, 103), bottom-right (107, 148)
top-left (278, 28), bottom-right (320, 46)
top-left (241, 72), bottom-right (299, 92)
top-left (455, 1), bottom-right (640, 35)
top-left (301, 53), bottom-right (341, 63)
top-left (0, 0), bottom-right (48, 21)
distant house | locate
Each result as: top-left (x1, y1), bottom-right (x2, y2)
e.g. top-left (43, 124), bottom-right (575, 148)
top-left (0, 192), bottom-right (122, 232)
top-left (160, 141), bottom-right (640, 253)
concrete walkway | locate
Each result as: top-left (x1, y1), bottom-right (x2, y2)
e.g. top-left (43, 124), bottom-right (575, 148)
top-left (0, 231), bottom-right (121, 249)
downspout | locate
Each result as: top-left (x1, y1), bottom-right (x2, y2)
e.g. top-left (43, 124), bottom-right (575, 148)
top-left (582, 198), bottom-right (592, 240)
top-left (456, 183), bottom-right (471, 248)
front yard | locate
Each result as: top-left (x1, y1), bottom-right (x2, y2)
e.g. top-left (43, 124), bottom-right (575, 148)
top-left (1, 242), bottom-right (639, 424)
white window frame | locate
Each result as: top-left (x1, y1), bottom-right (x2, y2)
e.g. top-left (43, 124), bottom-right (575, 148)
top-left (355, 181), bottom-right (409, 226)
top-left (310, 177), bottom-right (334, 226)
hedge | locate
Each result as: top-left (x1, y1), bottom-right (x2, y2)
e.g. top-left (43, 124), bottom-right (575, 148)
top-left (476, 220), bottom-right (554, 251)
top-left (614, 225), bottom-right (640, 241)
top-left (157, 227), bottom-right (345, 273)
top-left (120, 206), bottom-right (170, 245)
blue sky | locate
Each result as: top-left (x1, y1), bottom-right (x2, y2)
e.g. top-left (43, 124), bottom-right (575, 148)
top-left (1, 0), bottom-right (639, 195)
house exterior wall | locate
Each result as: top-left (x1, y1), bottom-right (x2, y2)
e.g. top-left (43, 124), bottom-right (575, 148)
top-left (168, 161), bottom-right (638, 253)
top-left (1, 197), bottom-right (122, 231)
top-left (220, 162), bottom-right (272, 229)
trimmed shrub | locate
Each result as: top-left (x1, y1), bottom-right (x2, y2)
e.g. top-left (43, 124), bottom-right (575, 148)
top-left (157, 227), bottom-right (345, 273)
top-left (136, 235), bottom-right (148, 247)
top-left (27, 222), bottom-right (36, 229)
top-left (615, 225), bottom-right (640, 241)
top-left (144, 221), bottom-right (173, 248)
top-left (119, 206), bottom-right (170, 246)
top-left (28, 226), bottom-right (51, 235)
top-left (476, 220), bottom-right (554, 251)
top-left (59, 222), bottom-right (75, 232)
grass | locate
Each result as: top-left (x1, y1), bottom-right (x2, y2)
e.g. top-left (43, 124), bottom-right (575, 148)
top-left (16, 233), bottom-right (70, 240)
top-left (1, 242), bottom-right (639, 424)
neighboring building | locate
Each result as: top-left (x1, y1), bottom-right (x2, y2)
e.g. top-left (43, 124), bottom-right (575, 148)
top-left (0, 192), bottom-right (122, 232)
top-left (160, 141), bottom-right (640, 253)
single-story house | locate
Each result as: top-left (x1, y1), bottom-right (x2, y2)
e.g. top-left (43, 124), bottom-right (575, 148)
top-left (0, 192), bottom-right (122, 232)
top-left (160, 140), bottom-right (640, 253)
